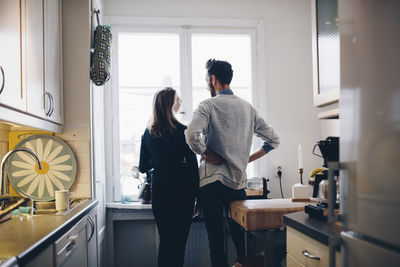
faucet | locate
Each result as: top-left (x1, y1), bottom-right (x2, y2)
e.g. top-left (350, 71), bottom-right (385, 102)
top-left (1, 148), bottom-right (42, 196)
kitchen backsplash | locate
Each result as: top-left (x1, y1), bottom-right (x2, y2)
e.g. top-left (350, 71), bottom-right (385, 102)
top-left (56, 126), bottom-right (91, 199)
top-left (0, 122), bottom-right (10, 160)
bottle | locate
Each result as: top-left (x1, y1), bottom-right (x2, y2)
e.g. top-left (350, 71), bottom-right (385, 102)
top-left (120, 172), bottom-right (135, 203)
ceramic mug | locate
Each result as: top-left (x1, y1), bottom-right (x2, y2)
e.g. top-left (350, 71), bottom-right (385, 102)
top-left (55, 190), bottom-right (69, 211)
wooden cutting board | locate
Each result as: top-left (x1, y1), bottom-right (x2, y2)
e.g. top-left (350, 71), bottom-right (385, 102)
top-left (230, 199), bottom-right (316, 231)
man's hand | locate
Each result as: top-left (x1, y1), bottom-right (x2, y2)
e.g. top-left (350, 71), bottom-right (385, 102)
top-left (202, 147), bottom-right (224, 166)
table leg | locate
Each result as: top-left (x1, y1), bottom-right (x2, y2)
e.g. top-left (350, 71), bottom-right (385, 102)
top-left (245, 231), bottom-right (248, 257)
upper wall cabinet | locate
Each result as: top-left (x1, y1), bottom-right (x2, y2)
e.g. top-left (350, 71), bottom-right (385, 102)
top-left (311, 0), bottom-right (340, 117)
top-left (0, 0), bottom-right (63, 129)
top-left (25, 0), bottom-right (45, 118)
top-left (0, 0), bottom-right (26, 112)
top-left (44, 0), bottom-right (63, 124)
top-left (25, 0), bottom-right (63, 124)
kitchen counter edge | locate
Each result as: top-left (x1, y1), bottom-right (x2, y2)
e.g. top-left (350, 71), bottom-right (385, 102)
top-left (13, 199), bottom-right (98, 266)
top-left (283, 211), bottom-right (346, 250)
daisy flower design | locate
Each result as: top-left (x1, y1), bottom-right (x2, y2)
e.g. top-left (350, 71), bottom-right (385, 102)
top-left (7, 135), bottom-right (77, 201)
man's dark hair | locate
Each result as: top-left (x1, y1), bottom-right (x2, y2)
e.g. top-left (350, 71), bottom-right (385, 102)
top-left (205, 59), bottom-right (233, 85)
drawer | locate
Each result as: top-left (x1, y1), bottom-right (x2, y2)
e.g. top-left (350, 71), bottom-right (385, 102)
top-left (287, 226), bottom-right (330, 267)
top-left (54, 216), bottom-right (87, 267)
top-left (287, 254), bottom-right (305, 267)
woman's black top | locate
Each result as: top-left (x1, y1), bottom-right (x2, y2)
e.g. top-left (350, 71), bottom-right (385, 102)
top-left (139, 123), bottom-right (199, 197)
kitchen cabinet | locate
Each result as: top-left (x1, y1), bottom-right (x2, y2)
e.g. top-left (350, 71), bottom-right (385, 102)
top-left (287, 226), bottom-right (342, 267)
top-left (311, 0), bottom-right (340, 119)
top-left (23, 245), bottom-right (53, 267)
top-left (55, 215), bottom-right (88, 267)
top-left (53, 209), bottom-right (98, 267)
top-left (287, 254), bottom-right (305, 267)
top-left (0, 0), bottom-right (63, 130)
top-left (43, 0), bottom-right (63, 124)
top-left (87, 207), bottom-right (98, 267)
top-left (22, 210), bottom-right (97, 267)
top-left (0, 0), bottom-right (25, 112)
top-left (25, 0), bottom-right (63, 124)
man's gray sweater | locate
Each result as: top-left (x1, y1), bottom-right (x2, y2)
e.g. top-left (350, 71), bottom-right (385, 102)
top-left (185, 92), bottom-right (280, 190)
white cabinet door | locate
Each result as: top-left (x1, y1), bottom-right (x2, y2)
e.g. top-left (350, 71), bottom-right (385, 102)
top-left (44, 0), bottom-right (63, 124)
top-left (0, 0), bottom-right (25, 111)
top-left (87, 208), bottom-right (98, 267)
top-left (25, 0), bottom-right (46, 119)
top-left (25, 0), bottom-right (63, 124)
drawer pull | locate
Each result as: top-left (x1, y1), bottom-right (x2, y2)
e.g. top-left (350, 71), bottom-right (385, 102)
top-left (302, 249), bottom-right (320, 260)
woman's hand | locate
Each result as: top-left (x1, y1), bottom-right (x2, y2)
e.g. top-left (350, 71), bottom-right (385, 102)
top-left (202, 147), bottom-right (224, 166)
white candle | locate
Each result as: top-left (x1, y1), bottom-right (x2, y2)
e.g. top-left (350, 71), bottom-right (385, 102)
top-left (298, 144), bottom-right (303, 169)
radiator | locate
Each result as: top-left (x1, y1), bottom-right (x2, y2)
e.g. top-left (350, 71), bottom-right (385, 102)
top-left (184, 222), bottom-right (211, 267)
top-left (184, 221), bottom-right (237, 267)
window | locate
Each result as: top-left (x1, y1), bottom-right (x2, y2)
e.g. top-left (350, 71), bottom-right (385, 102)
top-left (108, 19), bottom-right (263, 201)
top-left (191, 34), bottom-right (252, 109)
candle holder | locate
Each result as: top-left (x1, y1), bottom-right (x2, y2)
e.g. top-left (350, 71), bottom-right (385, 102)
top-left (299, 168), bottom-right (304, 184)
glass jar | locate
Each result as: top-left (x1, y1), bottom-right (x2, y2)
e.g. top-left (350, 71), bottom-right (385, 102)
top-left (120, 172), bottom-right (136, 203)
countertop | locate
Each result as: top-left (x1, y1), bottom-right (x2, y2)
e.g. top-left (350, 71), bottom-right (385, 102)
top-left (230, 198), bottom-right (316, 231)
top-left (0, 198), bottom-right (98, 265)
top-left (283, 211), bottom-right (346, 247)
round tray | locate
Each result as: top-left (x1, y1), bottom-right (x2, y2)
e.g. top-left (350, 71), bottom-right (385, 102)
top-left (7, 135), bottom-right (77, 201)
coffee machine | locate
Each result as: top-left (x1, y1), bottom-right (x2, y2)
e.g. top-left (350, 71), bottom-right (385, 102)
top-left (306, 136), bottom-right (339, 220)
top-left (313, 136), bottom-right (339, 168)
top-left (310, 136), bottom-right (339, 198)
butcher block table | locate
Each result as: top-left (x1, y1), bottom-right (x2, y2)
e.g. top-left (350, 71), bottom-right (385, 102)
top-left (230, 199), bottom-right (316, 267)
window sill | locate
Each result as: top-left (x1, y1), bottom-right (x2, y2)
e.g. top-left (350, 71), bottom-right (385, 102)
top-left (106, 202), bottom-right (152, 210)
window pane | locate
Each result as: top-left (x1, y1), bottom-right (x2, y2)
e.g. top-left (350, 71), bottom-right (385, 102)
top-left (119, 33), bottom-right (180, 88)
top-left (118, 33), bottom-right (180, 199)
top-left (191, 34), bottom-right (255, 178)
top-left (191, 34), bottom-right (252, 109)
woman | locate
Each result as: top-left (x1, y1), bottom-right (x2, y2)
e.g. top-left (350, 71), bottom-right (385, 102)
top-left (139, 87), bottom-right (199, 267)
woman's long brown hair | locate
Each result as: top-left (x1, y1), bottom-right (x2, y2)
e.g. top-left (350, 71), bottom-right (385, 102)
top-left (148, 87), bottom-right (181, 138)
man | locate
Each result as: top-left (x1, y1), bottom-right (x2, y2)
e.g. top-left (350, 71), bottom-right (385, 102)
top-left (185, 59), bottom-right (280, 267)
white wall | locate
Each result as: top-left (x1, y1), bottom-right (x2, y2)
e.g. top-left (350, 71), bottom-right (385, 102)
top-left (91, 0), bottom-right (107, 264)
top-left (104, 0), bottom-right (322, 198)
top-left (62, 0), bottom-right (92, 198)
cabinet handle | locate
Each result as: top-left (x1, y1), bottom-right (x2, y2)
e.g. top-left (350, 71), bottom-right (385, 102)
top-left (65, 237), bottom-right (78, 258)
top-left (45, 91), bottom-right (51, 116)
top-left (0, 66), bottom-right (5, 95)
top-left (45, 91), bottom-right (55, 116)
top-left (87, 216), bottom-right (95, 242)
top-left (302, 249), bottom-right (321, 260)
top-left (49, 92), bottom-right (55, 116)
top-left (68, 233), bottom-right (79, 245)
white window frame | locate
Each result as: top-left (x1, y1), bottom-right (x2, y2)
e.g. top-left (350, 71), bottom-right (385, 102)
top-left (104, 16), bottom-right (266, 202)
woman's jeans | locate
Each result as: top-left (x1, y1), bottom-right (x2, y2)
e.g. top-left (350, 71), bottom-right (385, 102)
top-left (200, 181), bottom-right (246, 267)
top-left (152, 173), bottom-right (195, 267)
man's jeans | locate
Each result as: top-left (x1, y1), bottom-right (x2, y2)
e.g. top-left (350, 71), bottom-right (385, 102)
top-left (200, 181), bottom-right (246, 267)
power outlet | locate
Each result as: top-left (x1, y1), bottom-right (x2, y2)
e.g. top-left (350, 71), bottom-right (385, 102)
top-left (276, 166), bottom-right (282, 178)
